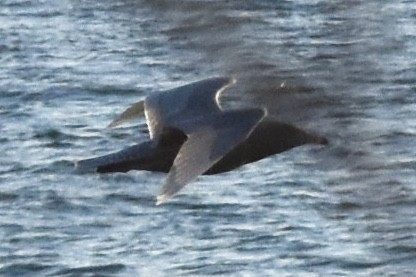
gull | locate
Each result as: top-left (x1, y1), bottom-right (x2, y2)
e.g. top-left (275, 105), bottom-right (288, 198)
top-left (76, 77), bottom-right (327, 205)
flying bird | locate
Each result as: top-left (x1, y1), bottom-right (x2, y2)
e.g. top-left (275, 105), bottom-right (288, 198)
top-left (76, 77), bottom-right (327, 205)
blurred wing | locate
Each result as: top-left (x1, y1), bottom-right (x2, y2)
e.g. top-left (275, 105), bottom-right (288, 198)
top-left (145, 77), bottom-right (235, 140)
top-left (156, 108), bottom-right (265, 205)
top-left (107, 100), bottom-right (145, 128)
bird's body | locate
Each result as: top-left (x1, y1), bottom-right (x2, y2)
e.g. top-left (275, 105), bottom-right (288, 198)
top-left (88, 119), bottom-right (326, 175)
top-left (75, 77), bottom-right (327, 204)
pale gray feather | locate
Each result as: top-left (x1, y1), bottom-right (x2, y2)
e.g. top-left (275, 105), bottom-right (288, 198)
top-left (145, 77), bottom-right (235, 141)
top-left (156, 108), bottom-right (266, 205)
top-left (107, 77), bottom-right (235, 140)
top-left (108, 100), bottom-right (145, 128)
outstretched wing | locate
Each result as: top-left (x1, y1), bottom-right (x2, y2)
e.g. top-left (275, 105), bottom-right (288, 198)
top-left (156, 108), bottom-right (266, 205)
top-left (145, 77), bottom-right (235, 141)
top-left (107, 77), bottom-right (235, 140)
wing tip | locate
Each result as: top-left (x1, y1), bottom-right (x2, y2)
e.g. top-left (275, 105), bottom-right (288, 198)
top-left (107, 119), bottom-right (121, 129)
top-left (229, 76), bottom-right (237, 85)
top-left (155, 193), bottom-right (170, 206)
top-left (107, 100), bottom-right (145, 129)
top-left (73, 159), bottom-right (97, 174)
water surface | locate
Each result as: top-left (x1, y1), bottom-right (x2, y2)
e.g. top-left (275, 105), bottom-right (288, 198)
top-left (1, 0), bottom-right (415, 276)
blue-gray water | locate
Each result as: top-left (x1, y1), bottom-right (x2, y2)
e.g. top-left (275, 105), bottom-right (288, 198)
top-left (1, 0), bottom-right (415, 276)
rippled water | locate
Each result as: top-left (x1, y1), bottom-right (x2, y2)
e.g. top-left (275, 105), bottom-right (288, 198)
top-left (1, 0), bottom-right (415, 276)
